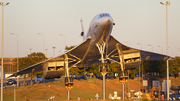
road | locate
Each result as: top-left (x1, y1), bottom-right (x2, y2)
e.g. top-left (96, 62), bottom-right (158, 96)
top-left (0, 77), bottom-right (55, 89)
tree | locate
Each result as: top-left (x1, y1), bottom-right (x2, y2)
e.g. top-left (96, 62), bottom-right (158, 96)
top-left (157, 61), bottom-right (166, 77)
top-left (14, 52), bottom-right (46, 77)
top-left (108, 63), bottom-right (119, 75)
top-left (27, 52), bottom-right (46, 62)
top-left (169, 57), bottom-right (180, 75)
top-left (129, 68), bottom-right (138, 78)
top-left (69, 67), bottom-right (80, 76)
top-left (143, 60), bottom-right (166, 77)
top-left (69, 66), bottom-right (85, 76)
top-left (88, 65), bottom-right (101, 76)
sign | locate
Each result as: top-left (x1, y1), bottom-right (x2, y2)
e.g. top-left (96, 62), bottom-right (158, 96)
top-left (162, 80), bottom-right (171, 92)
top-left (152, 80), bottom-right (160, 87)
top-left (143, 80), bottom-right (148, 86)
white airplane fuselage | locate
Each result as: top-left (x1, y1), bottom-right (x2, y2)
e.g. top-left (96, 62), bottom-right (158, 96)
top-left (86, 13), bottom-right (114, 47)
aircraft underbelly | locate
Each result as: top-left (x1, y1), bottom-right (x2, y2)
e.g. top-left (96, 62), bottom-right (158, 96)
top-left (44, 70), bottom-right (64, 79)
top-left (81, 45), bottom-right (100, 65)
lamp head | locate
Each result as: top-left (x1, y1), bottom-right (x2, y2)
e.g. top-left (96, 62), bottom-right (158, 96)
top-left (160, 2), bottom-right (164, 5)
top-left (166, 1), bottom-right (170, 5)
top-left (5, 2), bottom-right (9, 6)
top-left (0, 2), bottom-right (3, 5)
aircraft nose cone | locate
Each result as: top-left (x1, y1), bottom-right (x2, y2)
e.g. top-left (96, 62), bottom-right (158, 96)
top-left (100, 19), bottom-right (111, 27)
top-left (106, 19), bottom-right (110, 24)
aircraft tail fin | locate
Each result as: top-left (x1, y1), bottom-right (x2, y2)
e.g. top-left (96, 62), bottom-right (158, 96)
top-left (80, 18), bottom-right (86, 41)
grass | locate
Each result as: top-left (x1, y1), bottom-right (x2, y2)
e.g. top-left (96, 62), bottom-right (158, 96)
top-left (0, 94), bottom-right (28, 101)
top-left (1, 76), bottom-right (180, 101)
top-left (139, 98), bottom-right (148, 101)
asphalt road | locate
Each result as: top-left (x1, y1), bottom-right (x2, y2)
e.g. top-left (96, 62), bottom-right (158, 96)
top-left (0, 77), bottom-right (55, 89)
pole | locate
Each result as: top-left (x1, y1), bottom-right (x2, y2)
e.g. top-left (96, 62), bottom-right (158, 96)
top-left (101, 51), bottom-right (106, 100)
top-left (139, 66), bottom-right (140, 92)
top-left (10, 33), bottom-right (19, 87)
top-left (158, 46), bottom-right (163, 54)
top-left (103, 73), bottom-right (105, 99)
top-left (53, 47), bottom-right (55, 57)
top-left (128, 70), bottom-right (129, 97)
top-left (10, 58), bottom-right (12, 72)
top-left (166, 2), bottom-right (169, 100)
top-left (30, 48), bottom-right (32, 54)
top-left (137, 43), bottom-right (142, 93)
top-left (59, 34), bottom-right (66, 52)
top-left (160, 2), bottom-right (170, 99)
top-left (122, 83), bottom-right (125, 100)
top-left (45, 49), bottom-right (48, 57)
top-left (1, 4), bottom-right (4, 101)
top-left (64, 35), bottom-right (66, 52)
top-left (142, 61), bottom-right (143, 91)
top-left (14, 84), bottom-right (16, 101)
top-left (43, 34), bottom-right (45, 54)
top-left (17, 34), bottom-right (19, 87)
top-left (37, 33), bottom-right (45, 54)
top-left (68, 90), bottom-right (70, 100)
top-left (167, 59), bottom-right (169, 99)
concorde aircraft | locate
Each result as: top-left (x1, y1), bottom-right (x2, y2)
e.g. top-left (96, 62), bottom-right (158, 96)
top-left (9, 13), bottom-right (168, 79)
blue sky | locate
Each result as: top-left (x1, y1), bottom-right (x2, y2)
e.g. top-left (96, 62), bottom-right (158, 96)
top-left (0, 0), bottom-right (180, 58)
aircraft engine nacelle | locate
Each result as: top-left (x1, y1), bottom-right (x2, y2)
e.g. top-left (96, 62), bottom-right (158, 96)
top-left (81, 32), bottom-right (84, 36)
top-left (120, 50), bottom-right (141, 70)
top-left (43, 61), bottom-right (65, 79)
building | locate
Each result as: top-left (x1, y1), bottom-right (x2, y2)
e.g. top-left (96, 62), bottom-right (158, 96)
top-left (0, 58), bottom-right (17, 73)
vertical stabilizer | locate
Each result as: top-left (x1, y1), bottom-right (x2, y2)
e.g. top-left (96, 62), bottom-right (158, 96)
top-left (80, 18), bottom-right (85, 41)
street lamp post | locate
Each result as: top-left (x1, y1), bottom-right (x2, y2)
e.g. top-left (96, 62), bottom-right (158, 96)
top-left (45, 49), bottom-right (48, 57)
top-left (160, 1), bottom-right (170, 100)
top-left (59, 50), bottom-right (61, 55)
top-left (148, 44), bottom-right (153, 52)
top-left (158, 46), bottom-right (163, 54)
top-left (137, 43), bottom-right (142, 49)
top-left (0, 2), bottom-right (9, 101)
top-left (126, 41), bottom-right (131, 98)
top-left (11, 33), bottom-right (19, 87)
top-left (13, 84), bottom-right (16, 101)
top-left (137, 43), bottom-right (142, 92)
top-left (10, 58), bottom-right (12, 72)
top-left (125, 41), bottom-right (130, 46)
top-left (59, 34), bottom-right (66, 52)
top-left (37, 33), bottom-right (45, 54)
top-left (30, 48), bottom-right (32, 54)
top-left (178, 48), bottom-right (180, 56)
top-left (168, 47), bottom-right (173, 56)
top-left (53, 47), bottom-right (56, 57)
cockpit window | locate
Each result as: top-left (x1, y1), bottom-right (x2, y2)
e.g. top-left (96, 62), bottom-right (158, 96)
top-left (99, 13), bottom-right (110, 18)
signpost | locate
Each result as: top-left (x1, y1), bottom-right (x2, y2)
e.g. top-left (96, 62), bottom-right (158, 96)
top-left (64, 77), bottom-right (73, 100)
top-left (119, 70), bottom-right (128, 100)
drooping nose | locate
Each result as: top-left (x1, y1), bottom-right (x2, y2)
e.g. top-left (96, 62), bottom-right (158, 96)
top-left (100, 18), bottom-right (112, 28)
top-left (105, 19), bottom-right (110, 26)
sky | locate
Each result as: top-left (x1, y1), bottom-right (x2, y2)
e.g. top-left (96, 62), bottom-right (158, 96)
top-left (0, 0), bottom-right (180, 58)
